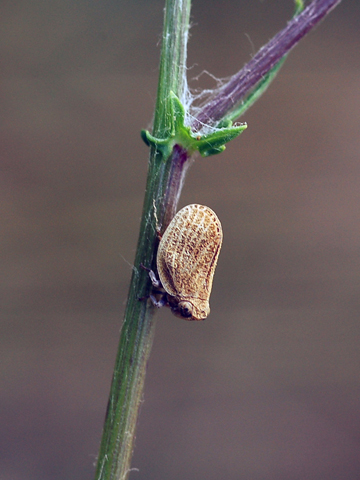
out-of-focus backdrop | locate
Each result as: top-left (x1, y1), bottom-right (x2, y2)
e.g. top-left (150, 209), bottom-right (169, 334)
top-left (1, 1), bottom-right (360, 479)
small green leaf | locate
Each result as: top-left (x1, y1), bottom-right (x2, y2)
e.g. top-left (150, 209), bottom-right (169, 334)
top-left (141, 92), bottom-right (247, 159)
top-left (194, 123), bottom-right (247, 157)
top-left (140, 129), bottom-right (174, 158)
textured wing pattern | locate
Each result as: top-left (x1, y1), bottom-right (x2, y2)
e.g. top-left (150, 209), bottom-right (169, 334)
top-left (157, 204), bottom-right (223, 304)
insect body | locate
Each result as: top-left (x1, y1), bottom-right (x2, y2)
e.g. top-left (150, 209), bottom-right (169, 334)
top-left (156, 204), bottom-right (223, 321)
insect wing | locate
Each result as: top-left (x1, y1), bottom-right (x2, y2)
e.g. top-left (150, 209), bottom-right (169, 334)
top-left (157, 204), bottom-right (223, 303)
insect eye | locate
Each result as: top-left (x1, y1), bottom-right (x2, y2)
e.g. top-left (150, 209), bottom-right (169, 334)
top-left (178, 301), bottom-right (193, 318)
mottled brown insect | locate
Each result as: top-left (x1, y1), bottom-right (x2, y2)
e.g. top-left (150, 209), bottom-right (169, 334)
top-left (156, 204), bottom-right (223, 321)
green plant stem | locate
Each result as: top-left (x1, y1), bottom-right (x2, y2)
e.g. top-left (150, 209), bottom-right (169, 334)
top-left (153, 0), bottom-right (191, 137)
top-left (93, 1), bottom-right (191, 479)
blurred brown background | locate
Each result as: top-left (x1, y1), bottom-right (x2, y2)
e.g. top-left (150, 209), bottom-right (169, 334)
top-left (1, 1), bottom-right (360, 479)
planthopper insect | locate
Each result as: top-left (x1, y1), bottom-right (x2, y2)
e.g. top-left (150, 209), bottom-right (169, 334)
top-left (147, 204), bottom-right (223, 321)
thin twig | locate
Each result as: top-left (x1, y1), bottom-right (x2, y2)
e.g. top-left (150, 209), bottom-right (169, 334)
top-left (192, 0), bottom-right (342, 130)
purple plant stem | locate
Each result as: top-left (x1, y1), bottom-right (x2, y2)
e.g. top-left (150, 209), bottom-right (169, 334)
top-left (192, 0), bottom-right (343, 131)
top-left (161, 144), bottom-right (190, 232)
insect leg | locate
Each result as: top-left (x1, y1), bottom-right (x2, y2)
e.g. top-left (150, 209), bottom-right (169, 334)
top-left (149, 293), bottom-right (167, 308)
top-left (140, 263), bottom-right (161, 288)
